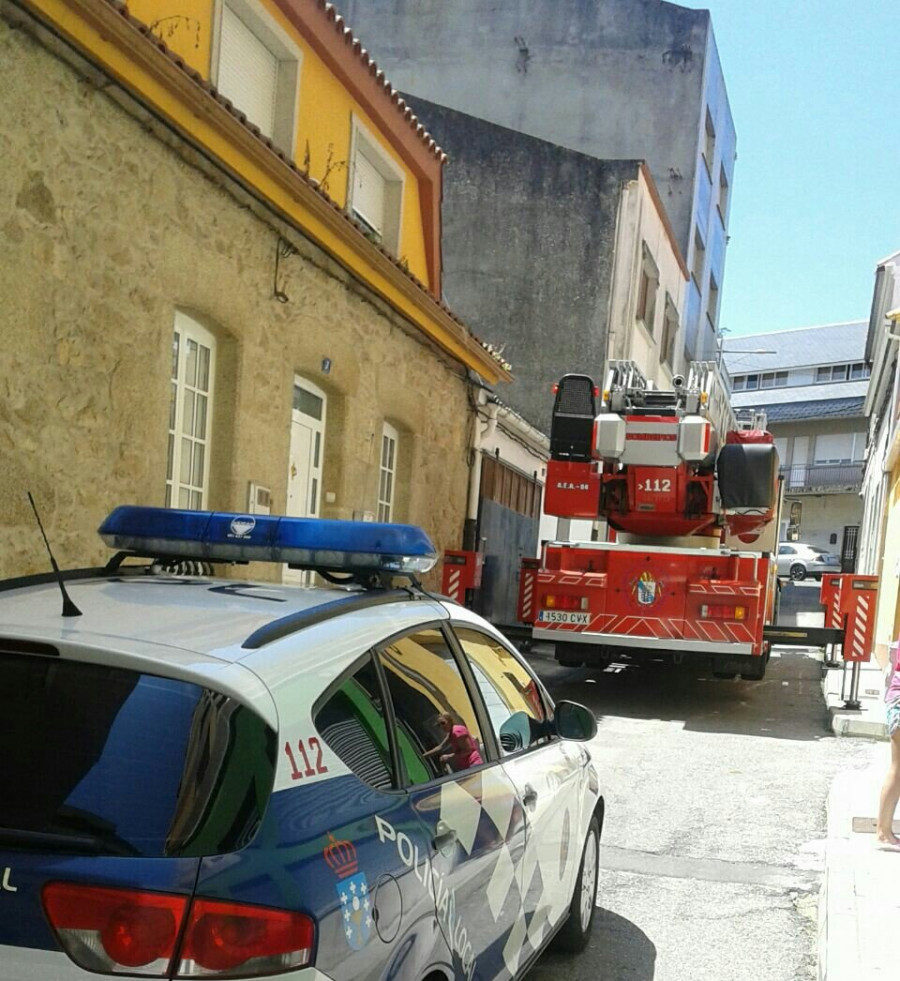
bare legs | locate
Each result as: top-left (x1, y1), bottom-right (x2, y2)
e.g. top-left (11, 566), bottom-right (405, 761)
top-left (876, 727), bottom-right (900, 845)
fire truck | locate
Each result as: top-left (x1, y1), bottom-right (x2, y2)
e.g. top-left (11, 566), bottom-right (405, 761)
top-left (517, 360), bottom-right (781, 680)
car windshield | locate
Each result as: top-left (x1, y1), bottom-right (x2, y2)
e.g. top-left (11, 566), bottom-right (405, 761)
top-left (0, 650), bottom-right (276, 858)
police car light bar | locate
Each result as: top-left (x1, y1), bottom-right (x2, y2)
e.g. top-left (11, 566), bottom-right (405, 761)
top-left (98, 507), bottom-right (438, 574)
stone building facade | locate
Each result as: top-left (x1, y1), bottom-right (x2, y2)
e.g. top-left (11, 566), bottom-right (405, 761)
top-left (0, 4), bottom-right (506, 581)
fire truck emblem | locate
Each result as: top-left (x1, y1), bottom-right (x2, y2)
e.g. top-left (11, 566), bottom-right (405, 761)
top-left (632, 571), bottom-right (661, 607)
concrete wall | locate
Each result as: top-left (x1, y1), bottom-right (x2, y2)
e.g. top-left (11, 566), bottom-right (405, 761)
top-left (342, 0), bottom-right (735, 360)
top-left (0, 20), bottom-right (471, 581)
top-left (402, 97), bottom-right (635, 431)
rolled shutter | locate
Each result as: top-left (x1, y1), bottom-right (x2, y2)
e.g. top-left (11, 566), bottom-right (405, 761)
top-left (218, 5), bottom-right (278, 139)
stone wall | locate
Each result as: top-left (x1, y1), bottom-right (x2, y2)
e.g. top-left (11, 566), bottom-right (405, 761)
top-left (0, 18), bottom-right (471, 581)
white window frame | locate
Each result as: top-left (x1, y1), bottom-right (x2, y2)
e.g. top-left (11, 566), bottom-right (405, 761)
top-left (635, 243), bottom-right (659, 335)
top-left (692, 227), bottom-right (706, 286)
top-left (707, 271), bottom-right (720, 329)
top-left (377, 422), bottom-right (398, 522)
top-left (167, 313), bottom-right (216, 510)
top-left (717, 167), bottom-right (729, 223)
top-left (348, 116), bottom-right (405, 255)
top-left (212, 0), bottom-right (302, 155)
top-left (703, 108), bottom-right (716, 177)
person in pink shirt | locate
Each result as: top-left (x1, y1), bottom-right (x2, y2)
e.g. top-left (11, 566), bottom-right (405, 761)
top-left (424, 712), bottom-right (483, 772)
top-left (877, 642), bottom-right (900, 847)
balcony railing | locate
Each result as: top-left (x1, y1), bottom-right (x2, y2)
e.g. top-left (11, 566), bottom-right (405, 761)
top-left (779, 463), bottom-right (864, 493)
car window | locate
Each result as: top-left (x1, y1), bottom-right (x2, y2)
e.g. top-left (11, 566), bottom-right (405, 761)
top-left (377, 627), bottom-right (485, 785)
top-left (314, 655), bottom-right (396, 791)
top-left (0, 652), bottom-right (276, 858)
top-left (778, 545), bottom-right (795, 555)
top-left (452, 626), bottom-right (551, 756)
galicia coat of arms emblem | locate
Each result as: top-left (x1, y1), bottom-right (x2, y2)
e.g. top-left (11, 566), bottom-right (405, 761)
top-left (633, 570), bottom-right (660, 607)
top-left (324, 832), bottom-right (372, 950)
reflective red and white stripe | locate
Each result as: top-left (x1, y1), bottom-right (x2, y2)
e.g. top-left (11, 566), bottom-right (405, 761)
top-left (851, 594), bottom-right (871, 660)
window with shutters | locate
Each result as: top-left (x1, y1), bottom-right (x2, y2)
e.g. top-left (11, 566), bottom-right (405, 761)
top-left (166, 313), bottom-right (216, 510)
top-left (348, 118), bottom-right (405, 255)
top-left (377, 422), bottom-right (398, 522)
top-left (214, 1), bottom-right (301, 154)
top-left (635, 243), bottom-right (659, 335)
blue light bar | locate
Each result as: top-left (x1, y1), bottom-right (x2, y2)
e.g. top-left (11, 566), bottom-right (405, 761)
top-left (98, 507), bottom-right (438, 574)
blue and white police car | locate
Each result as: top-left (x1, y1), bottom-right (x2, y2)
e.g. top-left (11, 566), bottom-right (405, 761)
top-left (0, 507), bottom-right (604, 981)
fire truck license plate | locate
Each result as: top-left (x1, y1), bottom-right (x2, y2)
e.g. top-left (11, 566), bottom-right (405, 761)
top-left (538, 610), bottom-right (590, 625)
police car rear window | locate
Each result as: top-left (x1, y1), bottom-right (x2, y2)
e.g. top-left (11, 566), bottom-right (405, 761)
top-left (0, 651), bottom-right (276, 858)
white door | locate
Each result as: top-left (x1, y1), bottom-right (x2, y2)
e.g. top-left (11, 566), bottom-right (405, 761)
top-left (789, 436), bottom-right (808, 488)
top-left (286, 377), bottom-right (326, 583)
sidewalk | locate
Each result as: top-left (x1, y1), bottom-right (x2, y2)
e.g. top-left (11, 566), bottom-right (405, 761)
top-left (819, 660), bottom-right (896, 981)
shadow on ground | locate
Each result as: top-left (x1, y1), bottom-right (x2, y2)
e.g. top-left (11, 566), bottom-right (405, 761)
top-left (531, 908), bottom-right (656, 981)
top-left (532, 648), bottom-right (831, 741)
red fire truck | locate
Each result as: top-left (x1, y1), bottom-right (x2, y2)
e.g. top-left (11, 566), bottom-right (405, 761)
top-left (517, 361), bottom-right (781, 679)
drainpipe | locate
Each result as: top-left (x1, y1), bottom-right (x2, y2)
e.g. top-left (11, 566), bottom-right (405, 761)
top-left (463, 399), bottom-right (499, 550)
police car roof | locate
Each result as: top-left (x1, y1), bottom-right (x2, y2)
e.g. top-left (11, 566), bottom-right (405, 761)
top-left (0, 573), bottom-right (399, 661)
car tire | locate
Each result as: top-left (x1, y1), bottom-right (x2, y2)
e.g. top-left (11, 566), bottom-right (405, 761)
top-left (552, 814), bottom-right (600, 953)
top-left (789, 563), bottom-right (806, 581)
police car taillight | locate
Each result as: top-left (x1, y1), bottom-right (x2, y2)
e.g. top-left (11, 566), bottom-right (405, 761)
top-left (43, 882), bottom-right (315, 977)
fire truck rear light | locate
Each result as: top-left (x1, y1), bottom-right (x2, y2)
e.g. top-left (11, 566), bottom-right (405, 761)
top-left (543, 594), bottom-right (586, 611)
top-left (42, 883), bottom-right (315, 977)
top-left (700, 605), bottom-right (746, 621)
top-left (552, 383), bottom-right (559, 394)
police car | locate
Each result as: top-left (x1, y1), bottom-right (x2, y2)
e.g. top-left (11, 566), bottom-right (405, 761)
top-left (0, 507), bottom-right (604, 981)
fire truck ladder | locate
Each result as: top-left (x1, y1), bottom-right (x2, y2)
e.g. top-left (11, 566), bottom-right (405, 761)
top-left (604, 359), bottom-right (738, 434)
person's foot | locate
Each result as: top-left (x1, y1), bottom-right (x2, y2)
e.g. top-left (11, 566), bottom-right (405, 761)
top-left (875, 830), bottom-right (900, 848)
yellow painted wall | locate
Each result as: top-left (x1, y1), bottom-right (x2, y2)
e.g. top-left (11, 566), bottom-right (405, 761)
top-left (127, 0), bottom-right (213, 75)
top-left (128, 0), bottom-right (429, 285)
top-left (886, 465), bottom-right (900, 644)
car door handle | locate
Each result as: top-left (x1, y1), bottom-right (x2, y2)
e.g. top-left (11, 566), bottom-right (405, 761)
top-left (522, 784), bottom-right (538, 808)
top-left (433, 820), bottom-right (457, 851)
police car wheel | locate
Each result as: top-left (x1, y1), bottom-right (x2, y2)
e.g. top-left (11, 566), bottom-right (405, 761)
top-left (552, 815), bottom-right (600, 953)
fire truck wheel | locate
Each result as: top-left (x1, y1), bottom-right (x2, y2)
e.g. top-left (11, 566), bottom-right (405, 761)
top-left (557, 644), bottom-right (585, 668)
top-left (789, 563), bottom-right (807, 581)
top-left (740, 655), bottom-right (768, 681)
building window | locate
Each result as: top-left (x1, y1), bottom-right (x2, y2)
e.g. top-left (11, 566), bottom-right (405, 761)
top-left (166, 313), bottom-right (215, 510)
top-left (707, 271), bottom-right (719, 329)
top-left (377, 422), bottom-right (398, 522)
top-left (215, 1), bottom-right (301, 153)
top-left (348, 119), bottom-right (405, 255)
top-left (703, 108), bottom-right (716, 175)
top-left (816, 362), bottom-right (871, 384)
top-left (692, 228), bottom-right (706, 285)
top-left (759, 371), bottom-right (789, 389)
top-left (718, 168), bottom-right (729, 222)
top-left (660, 294), bottom-right (679, 368)
top-left (635, 244), bottom-right (659, 333)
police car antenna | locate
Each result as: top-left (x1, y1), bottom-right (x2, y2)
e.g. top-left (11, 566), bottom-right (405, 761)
top-left (27, 491), bottom-right (82, 617)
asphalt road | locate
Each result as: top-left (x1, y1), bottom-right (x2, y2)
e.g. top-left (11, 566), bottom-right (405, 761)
top-left (524, 601), bottom-right (880, 981)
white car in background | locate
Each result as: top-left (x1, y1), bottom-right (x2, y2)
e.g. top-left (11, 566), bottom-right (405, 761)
top-left (776, 542), bottom-right (841, 581)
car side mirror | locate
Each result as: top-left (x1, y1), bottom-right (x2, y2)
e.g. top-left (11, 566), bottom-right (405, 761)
top-left (554, 700), bottom-right (597, 741)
